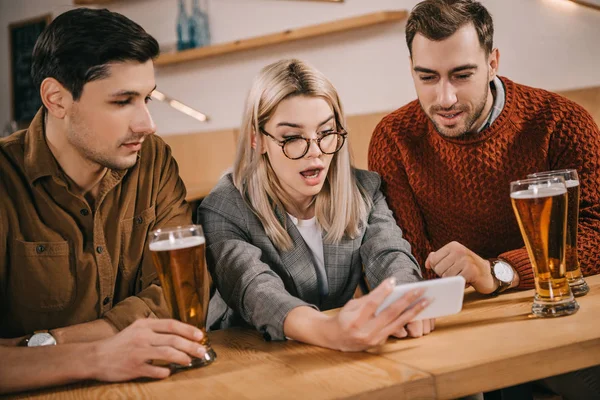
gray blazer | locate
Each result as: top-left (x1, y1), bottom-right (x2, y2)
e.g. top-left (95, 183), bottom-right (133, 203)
top-left (198, 169), bottom-right (421, 341)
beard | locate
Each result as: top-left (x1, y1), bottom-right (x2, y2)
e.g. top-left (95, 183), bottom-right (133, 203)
top-left (67, 109), bottom-right (140, 171)
top-left (425, 83), bottom-right (490, 138)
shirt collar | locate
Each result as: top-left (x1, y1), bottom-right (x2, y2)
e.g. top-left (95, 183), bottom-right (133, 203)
top-left (23, 108), bottom-right (129, 187)
top-left (23, 108), bottom-right (64, 184)
top-left (477, 76), bottom-right (506, 133)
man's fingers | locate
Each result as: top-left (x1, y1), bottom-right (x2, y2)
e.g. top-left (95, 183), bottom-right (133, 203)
top-left (425, 257), bottom-right (432, 270)
top-left (459, 268), bottom-right (478, 284)
top-left (150, 346), bottom-right (193, 367)
top-left (138, 364), bottom-right (172, 380)
top-left (426, 244), bottom-right (452, 269)
top-left (151, 333), bottom-right (206, 358)
top-left (145, 319), bottom-right (204, 342)
top-left (432, 256), bottom-right (455, 278)
top-left (441, 261), bottom-right (464, 278)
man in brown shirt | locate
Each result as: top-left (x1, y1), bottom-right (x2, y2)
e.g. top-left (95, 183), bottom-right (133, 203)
top-left (0, 8), bottom-right (206, 393)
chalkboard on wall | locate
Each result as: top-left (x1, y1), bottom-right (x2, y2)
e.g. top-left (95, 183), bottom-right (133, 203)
top-left (9, 14), bottom-right (51, 124)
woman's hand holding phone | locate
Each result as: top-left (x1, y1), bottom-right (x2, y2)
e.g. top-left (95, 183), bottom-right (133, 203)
top-left (328, 277), bottom-right (433, 352)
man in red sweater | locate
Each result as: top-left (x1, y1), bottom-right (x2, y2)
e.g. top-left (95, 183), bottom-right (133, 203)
top-left (369, 0), bottom-right (600, 397)
top-left (369, 0), bottom-right (600, 297)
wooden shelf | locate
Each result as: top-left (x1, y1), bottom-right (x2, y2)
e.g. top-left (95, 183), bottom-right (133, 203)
top-left (155, 10), bottom-right (407, 67)
top-left (74, 0), bottom-right (126, 4)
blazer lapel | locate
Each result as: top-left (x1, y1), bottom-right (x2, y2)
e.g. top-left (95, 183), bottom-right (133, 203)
top-left (275, 209), bottom-right (320, 306)
top-left (322, 234), bottom-right (357, 304)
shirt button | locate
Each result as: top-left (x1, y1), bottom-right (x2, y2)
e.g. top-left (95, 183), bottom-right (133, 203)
top-left (36, 245), bottom-right (46, 254)
top-left (102, 296), bottom-right (111, 306)
top-left (80, 209), bottom-right (89, 216)
top-left (135, 216), bottom-right (143, 225)
top-left (96, 246), bottom-right (103, 254)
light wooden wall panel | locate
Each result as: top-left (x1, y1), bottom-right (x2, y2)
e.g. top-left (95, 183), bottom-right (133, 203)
top-left (166, 86), bottom-right (600, 201)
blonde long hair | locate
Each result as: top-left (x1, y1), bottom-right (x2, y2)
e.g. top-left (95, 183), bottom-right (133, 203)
top-left (233, 59), bottom-right (369, 251)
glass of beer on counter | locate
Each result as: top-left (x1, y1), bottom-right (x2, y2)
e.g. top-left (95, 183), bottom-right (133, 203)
top-left (510, 176), bottom-right (579, 317)
top-left (149, 224), bottom-right (216, 369)
top-left (527, 169), bottom-right (589, 297)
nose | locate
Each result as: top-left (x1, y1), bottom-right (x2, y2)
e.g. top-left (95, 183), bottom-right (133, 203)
top-left (131, 103), bottom-right (156, 136)
top-left (304, 137), bottom-right (322, 159)
top-left (436, 80), bottom-right (458, 109)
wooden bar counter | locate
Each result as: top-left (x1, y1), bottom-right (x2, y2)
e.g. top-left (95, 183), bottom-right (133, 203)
top-left (6, 276), bottom-right (600, 399)
top-left (6, 330), bottom-right (433, 400)
top-left (371, 274), bottom-right (600, 398)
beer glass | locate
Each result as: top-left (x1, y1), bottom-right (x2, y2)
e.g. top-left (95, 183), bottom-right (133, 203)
top-left (527, 169), bottom-right (589, 296)
top-left (510, 176), bottom-right (579, 317)
top-left (149, 225), bottom-right (216, 369)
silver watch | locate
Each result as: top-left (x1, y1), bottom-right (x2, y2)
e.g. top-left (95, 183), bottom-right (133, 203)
top-left (27, 331), bottom-right (57, 347)
top-left (490, 260), bottom-right (514, 296)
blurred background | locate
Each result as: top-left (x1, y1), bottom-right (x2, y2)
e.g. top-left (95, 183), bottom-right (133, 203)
top-left (1, 0), bottom-right (599, 200)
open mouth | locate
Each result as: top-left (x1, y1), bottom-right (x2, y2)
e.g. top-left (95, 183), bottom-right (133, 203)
top-left (299, 166), bottom-right (326, 185)
top-left (300, 168), bottom-right (322, 179)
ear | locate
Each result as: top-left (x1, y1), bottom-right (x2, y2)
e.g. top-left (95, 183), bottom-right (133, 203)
top-left (488, 48), bottom-right (500, 82)
top-left (40, 78), bottom-right (73, 119)
top-left (251, 128), bottom-right (267, 155)
top-left (251, 130), bottom-right (258, 150)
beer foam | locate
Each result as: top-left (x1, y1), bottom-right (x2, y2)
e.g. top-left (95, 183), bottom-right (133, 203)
top-left (511, 185), bottom-right (567, 199)
top-left (565, 179), bottom-right (579, 188)
top-left (149, 236), bottom-right (205, 251)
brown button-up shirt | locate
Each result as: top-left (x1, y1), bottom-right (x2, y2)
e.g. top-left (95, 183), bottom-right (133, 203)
top-left (0, 110), bottom-right (192, 338)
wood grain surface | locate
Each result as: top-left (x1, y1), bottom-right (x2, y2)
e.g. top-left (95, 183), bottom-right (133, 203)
top-left (5, 328), bottom-right (433, 400)
top-left (371, 275), bottom-right (600, 399)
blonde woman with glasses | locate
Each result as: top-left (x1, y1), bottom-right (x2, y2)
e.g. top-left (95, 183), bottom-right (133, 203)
top-left (199, 59), bottom-right (433, 351)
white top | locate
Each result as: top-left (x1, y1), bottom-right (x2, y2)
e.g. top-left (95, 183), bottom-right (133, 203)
top-left (288, 214), bottom-right (328, 297)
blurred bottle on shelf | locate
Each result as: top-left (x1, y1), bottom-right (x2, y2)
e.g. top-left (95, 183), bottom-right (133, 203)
top-left (189, 0), bottom-right (211, 48)
top-left (176, 0), bottom-right (191, 51)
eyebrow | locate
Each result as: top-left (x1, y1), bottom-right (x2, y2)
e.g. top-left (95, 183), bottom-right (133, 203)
top-left (413, 64), bottom-right (479, 74)
top-left (276, 115), bottom-right (335, 129)
top-left (110, 84), bottom-right (157, 97)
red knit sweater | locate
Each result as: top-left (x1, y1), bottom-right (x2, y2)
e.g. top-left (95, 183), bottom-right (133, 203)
top-left (368, 77), bottom-right (600, 289)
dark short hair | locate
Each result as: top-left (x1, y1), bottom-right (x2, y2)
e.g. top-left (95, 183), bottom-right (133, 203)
top-left (31, 8), bottom-right (159, 101)
top-left (405, 0), bottom-right (494, 57)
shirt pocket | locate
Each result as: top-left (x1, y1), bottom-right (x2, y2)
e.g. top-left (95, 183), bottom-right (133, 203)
top-left (9, 239), bottom-right (75, 311)
top-left (120, 205), bottom-right (156, 280)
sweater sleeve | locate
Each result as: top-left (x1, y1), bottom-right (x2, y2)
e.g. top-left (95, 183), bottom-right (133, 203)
top-left (368, 116), bottom-right (436, 280)
top-left (496, 249), bottom-right (534, 289)
top-left (548, 100), bottom-right (600, 278)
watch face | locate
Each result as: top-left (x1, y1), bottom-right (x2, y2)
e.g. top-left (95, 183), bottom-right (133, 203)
top-left (28, 332), bottom-right (57, 347)
top-left (494, 262), bottom-right (514, 283)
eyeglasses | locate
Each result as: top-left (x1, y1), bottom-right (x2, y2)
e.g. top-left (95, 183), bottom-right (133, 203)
top-left (259, 127), bottom-right (347, 160)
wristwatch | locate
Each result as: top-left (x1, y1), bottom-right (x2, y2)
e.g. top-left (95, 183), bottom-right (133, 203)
top-left (23, 330), bottom-right (57, 347)
top-left (490, 259), bottom-right (515, 296)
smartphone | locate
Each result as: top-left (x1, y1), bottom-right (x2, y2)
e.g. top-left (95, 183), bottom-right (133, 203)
top-left (374, 276), bottom-right (466, 321)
